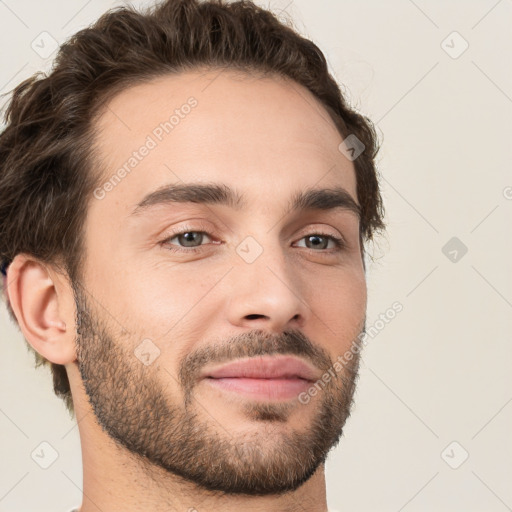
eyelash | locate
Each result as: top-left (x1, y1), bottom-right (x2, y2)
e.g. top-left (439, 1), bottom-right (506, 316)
top-left (160, 224), bottom-right (347, 254)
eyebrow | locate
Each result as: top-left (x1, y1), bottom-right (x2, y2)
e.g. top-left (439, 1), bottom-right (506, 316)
top-left (130, 182), bottom-right (361, 219)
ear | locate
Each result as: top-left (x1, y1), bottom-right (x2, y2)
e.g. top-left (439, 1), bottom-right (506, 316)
top-left (5, 254), bottom-right (77, 365)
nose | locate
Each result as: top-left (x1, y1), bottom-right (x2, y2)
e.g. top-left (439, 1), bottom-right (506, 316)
top-left (226, 246), bottom-right (309, 333)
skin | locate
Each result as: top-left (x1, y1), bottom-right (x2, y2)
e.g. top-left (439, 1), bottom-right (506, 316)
top-left (7, 69), bottom-right (367, 512)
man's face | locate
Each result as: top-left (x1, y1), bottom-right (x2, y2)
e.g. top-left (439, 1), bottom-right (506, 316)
top-left (75, 69), bottom-right (367, 495)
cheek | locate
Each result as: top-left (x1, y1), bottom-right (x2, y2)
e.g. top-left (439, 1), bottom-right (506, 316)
top-left (309, 267), bottom-right (367, 346)
top-left (113, 262), bottom-right (223, 339)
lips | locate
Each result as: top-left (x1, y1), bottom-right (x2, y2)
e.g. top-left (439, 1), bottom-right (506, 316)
top-left (202, 355), bottom-right (319, 382)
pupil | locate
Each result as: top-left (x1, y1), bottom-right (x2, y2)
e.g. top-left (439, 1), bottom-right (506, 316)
top-left (181, 232), bottom-right (201, 246)
top-left (308, 235), bottom-right (326, 249)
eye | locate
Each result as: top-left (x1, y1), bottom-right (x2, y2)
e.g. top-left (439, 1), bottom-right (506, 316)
top-left (161, 228), bottom-right (216, 253)
top-left (160, 226), bottom-right (346, 255)
top-left (295, 233), bottom-right (346, 251)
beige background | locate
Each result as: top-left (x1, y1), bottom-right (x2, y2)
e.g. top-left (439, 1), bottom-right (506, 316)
top-left (1, 1), bottom-right (511, 511)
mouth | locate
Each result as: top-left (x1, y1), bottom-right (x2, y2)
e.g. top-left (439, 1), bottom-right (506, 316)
top-left (201, 355), bottom-right (319, 401)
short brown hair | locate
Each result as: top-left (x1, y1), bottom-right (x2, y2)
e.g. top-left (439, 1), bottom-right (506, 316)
top-left (0, 0), bottom-right (385, 418)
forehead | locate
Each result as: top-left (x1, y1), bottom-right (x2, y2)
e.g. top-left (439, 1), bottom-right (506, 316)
top-left (90, 69), bottom-right (357, 218)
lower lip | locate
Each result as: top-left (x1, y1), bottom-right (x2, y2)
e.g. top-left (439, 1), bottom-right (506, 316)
top-left (204, 377), bottom-right (312, 400)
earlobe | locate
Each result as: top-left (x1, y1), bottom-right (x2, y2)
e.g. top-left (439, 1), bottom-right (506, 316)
top-left (6, 254), bottom-right (77, 365)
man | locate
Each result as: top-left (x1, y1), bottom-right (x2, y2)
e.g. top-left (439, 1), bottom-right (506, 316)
top-left (0, 0), bottom-right (385, 510)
